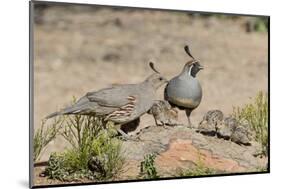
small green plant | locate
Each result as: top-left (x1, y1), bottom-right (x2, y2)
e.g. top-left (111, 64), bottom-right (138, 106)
top-left (43, 114), bottom-right (124, 181)
top-left (33, 117), bottom-right (64, 161)
top-left (88, 126), bottom-right (124, 180)
top-left (255, 165), bottom-right (268, 172)
top-left (139, 153), bottom-right (159, 179)
top-left (176, 165), bottom-right (216, 177)
top-left (253, 17), bottom-right (268, 32)
top-left (61, 115), bottom-right (106, 150)
top-left (43, 152), bottom-right (91, 181)
top-left (232, 91), bottom-right (268, 155)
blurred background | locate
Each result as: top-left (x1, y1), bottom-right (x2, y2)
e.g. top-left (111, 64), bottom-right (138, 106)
top-left (33, 2), bottom-right (268, 160)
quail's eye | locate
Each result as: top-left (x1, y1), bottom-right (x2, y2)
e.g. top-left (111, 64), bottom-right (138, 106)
top-left (159, 77), bottom-right (163, 81)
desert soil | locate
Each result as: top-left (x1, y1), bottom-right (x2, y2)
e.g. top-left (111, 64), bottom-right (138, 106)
top-left (32, 4), bottom-right (268, 186)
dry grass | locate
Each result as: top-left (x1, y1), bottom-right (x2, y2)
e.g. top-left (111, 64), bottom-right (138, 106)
top-left (33, 117), bottom-right (64, 161)
top-left (232, 91), bottom-right (268, 155)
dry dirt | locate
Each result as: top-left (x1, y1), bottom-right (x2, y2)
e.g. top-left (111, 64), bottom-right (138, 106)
top-left (32, 4), bottom-right (268, 186)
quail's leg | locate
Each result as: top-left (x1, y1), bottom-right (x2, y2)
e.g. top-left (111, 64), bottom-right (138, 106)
top-left (150, 103), bottom-right (164, 127)
top-left (153, 115), bottom-right (171, 129)
top-left (154, 116), bottom-right (162, 126)
top-left (166, 119), bottom-right (179, 127)
top-left (150, 109), bottom-right (167, 128)
top-left (185, 109), bottom-right (193, 128)
top-left (187, 116), bottom-right (192, 128)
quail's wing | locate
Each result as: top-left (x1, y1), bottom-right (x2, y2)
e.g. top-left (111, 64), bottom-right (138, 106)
top-left (86, 84), bottom-right (138, 108)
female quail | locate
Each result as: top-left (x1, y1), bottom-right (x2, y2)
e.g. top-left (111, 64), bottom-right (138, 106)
top-left (46, 62), bottom-right (168, 140)
top-left (164, 45), bottom-right (203, 127)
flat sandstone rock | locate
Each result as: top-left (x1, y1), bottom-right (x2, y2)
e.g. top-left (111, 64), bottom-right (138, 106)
top-left (121, 125), bottom-right (266, 178)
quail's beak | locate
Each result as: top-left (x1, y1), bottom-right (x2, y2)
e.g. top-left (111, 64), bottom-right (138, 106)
top-left (198, 65), bottom-right (204, 70)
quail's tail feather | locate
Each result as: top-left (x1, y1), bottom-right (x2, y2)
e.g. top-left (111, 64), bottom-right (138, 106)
top-left (45, 105), bottom-right (82, 119)
top-left (45, 111), bottom-right (61, 119)
top-left (45, 98), bottom-right (92, 119)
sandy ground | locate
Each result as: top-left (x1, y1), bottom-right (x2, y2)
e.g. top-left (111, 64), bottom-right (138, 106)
top-left (33, 5), bottom-right (268, 162)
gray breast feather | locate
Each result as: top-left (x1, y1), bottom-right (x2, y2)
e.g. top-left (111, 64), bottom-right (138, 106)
top-left (164, 76), bottom-right (202, 109)
top-left (166, 77), bottom-right (202, 101)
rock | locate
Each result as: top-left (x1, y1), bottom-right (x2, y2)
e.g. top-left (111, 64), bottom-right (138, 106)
top-left (120, 126), bottom-right (266, 178)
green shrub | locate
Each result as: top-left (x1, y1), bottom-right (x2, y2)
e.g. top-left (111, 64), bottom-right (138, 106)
top-left (33, 117), bottom-right (64, 161)
top-left (86, 121), bottom-right (124, 180)
top-left (232, 91), bottom-right (268, 155)
top-left (255, 165), bottom-right (268, 172)
top-left (176, 165), bottom-right (216, 177)
top-left (43, 152), bottom-right (91, 181)
top-left (44, 114), bottom-right (124, 181)
top-left (139, 153), bottom-right (159, 179)
top-left (253, 17), bottom-right (268, 32)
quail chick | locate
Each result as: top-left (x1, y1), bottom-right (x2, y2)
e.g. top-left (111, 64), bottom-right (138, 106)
top-left (230, 119), bottom-right (253, 145)
top-left (217, 117), bottom-right (237, 140)
top-left (198, 110), bottom-right (254, 145)
top-left (164, 45), bottom-right (203, 127)
top-left (218, 117), bottom-right (252, 145)
top-left (198, 110), bottom-right (224, 134)
top-left (148, 100), bottom-right (179, 127)
top-left (46, 62), bottom-right (168, 140)
top-left (231, 125), bottom-right (251, 145)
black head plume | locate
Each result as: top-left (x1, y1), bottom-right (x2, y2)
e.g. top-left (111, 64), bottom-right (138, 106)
top-left (149, 62), bottom-right (160, 73)
top-left (184, 45), bottom-right (195, 59)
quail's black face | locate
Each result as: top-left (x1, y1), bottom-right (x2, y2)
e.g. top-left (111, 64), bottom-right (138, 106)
top-left (189, 61), bottom-right (203, 77)
top-left (182, 60), bottom-right (203, 78)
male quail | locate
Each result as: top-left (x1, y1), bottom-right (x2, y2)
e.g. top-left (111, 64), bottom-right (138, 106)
top-left (46, 62), bottom-right (168, 140)
top-left (164, 45), bottom-right (203, 127)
